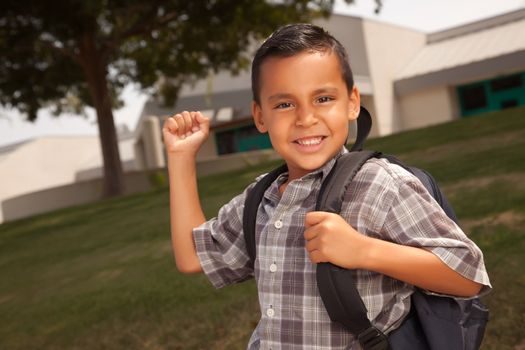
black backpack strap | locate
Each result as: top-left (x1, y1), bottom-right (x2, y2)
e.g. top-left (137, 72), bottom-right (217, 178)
top-left (316, 150), bottom-right (380, 213)
top-left (350, 106), bottom-right (373, 152)
top-left (316, 150), bottom-right (390, 350)
top-left (243, 163), bottom-right (288, 267)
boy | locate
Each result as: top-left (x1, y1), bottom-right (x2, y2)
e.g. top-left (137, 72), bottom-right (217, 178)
top-left (163, 24), bottom-right (490, 349)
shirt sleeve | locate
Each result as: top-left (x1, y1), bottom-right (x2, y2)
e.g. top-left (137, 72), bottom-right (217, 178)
top-left (192, 183), bottom-right (256, 289)
top-left (379, 166), bottom-right (492, 295)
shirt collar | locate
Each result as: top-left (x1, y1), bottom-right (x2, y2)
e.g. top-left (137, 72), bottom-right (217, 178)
top-left (263, 146), bottom-right (349, 201)
top-left (297, 146), bottom-right (348, 183)
top-left (314, 146), bottom-right (348, 182)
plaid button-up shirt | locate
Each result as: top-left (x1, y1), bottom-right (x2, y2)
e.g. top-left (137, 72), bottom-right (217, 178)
top-left (193, 148), bottom-right (491, 350)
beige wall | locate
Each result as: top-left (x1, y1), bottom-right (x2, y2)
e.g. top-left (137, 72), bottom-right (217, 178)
top-left (0, 136), bottom-right (138, 224)
top-left (362, 20), bottom-right (427, 136)
top-left (1, 168), bottom-right (162, 223)
top-left (0, 137), bottom-right (102, 206)
top-left (399, 86), bottom-right (457, 130)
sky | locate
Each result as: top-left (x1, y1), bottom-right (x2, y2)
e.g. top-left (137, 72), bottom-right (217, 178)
top-left (0, 0), bottom-right (523, 148)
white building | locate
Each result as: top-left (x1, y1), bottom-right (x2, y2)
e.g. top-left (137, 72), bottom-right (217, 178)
top-left (0, 133), bottom-right (140, 223)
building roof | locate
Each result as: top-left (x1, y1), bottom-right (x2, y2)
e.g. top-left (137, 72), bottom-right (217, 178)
top-left (0, 139), bottom-right (31, 157)
top-left (396, 9), bottom-right (525, 81)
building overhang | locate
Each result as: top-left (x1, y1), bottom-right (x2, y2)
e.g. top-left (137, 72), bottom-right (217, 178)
top-left (394, 50), bottom-right (525, 95)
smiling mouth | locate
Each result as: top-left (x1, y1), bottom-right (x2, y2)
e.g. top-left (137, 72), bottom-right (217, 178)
top-left (294, 136), bottom-right (326, 146)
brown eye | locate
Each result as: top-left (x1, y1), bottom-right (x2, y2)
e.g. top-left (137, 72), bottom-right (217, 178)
top-left (317, 96), bottom-right (334, 103)
top-left (275, 102), bottom-right (293, 109)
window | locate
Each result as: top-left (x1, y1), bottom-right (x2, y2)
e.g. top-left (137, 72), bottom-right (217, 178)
top-left (460, 85), bottom-right (487, 111)
top-left (215, 124), bottom-right (271, 155)
top-left (490, 74), bottom-right (522, 92)
top-left (457, 71), bottom-right (525, 117)
top-left (216, 130), bottom-right (236, 155)
top-left (501, 99), bottom-right (518, 109)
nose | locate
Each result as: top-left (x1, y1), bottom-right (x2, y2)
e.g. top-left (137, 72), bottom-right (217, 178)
top-left (295, 105), bottom-right (318, 128)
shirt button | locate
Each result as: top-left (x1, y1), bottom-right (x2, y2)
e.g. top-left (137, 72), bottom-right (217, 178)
top-left (266, 307), bottom-right (275, 318)
top-left (274, 220), bottom-right (283, 229)
top-left (269, 263), bottom-right (277, 273)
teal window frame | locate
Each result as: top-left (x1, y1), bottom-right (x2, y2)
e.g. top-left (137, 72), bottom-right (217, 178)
top-left (215, 123), bottom-right (272, 155)
top-left (457, 71), bottom-right (525, 117)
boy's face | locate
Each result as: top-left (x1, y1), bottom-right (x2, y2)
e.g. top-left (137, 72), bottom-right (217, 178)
top-left (252, 50), bottom-right (360, 181)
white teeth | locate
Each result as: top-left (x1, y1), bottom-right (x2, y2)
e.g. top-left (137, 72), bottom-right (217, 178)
top-left (297, 137), bottom-right (322, 146)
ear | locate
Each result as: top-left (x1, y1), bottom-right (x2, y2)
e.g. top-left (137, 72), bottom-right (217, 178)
top-left (252, 101), bottom-right (268, 133)
top-left (347, 85), bottom-right (361, 122)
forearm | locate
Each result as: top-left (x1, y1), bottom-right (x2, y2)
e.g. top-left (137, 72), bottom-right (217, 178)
top-left (168, 153), bottom-right (205, 274)
top-left (361, 237), bottom-right (482, 297)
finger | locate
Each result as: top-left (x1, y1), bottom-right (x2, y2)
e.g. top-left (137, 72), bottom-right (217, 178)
top-left (195, 111), bottom-right (210, 132)
top-left (185, 112), bottom-right (196, 136)
top-left (305, 211), bottom-right (329, 228)
top-left (163, 116), bottom-right (179, 134)
top-left (304, 226), bottom-right (317, 241)
top-left (305, 237), bottom-right (320, 253)
top-left (173, 113), bottom-right (187, 137)
top-left (181, 111), bottom-right (193, 134)
top-left (308, 250), bottom-right (326, 264)
top-left (189, 111), bottom-right (199, 132)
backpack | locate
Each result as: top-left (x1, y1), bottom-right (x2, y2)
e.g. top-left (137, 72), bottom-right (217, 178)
top-left (242, 107), bottom-right (489, 350)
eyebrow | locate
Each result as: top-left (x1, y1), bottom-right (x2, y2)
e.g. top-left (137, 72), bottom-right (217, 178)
top-left (267, 87), bottom-right (340, 102)
top-left (313, 87), bottom-right (339, 95)
top-left (267, 93), bottom-right (294, 102)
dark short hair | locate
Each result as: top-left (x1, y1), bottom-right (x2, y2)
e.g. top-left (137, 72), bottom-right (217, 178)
top-left (251, 23), bottom-right (354, 105)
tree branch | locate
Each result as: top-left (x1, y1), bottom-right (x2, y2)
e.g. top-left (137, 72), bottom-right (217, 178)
top-left (39, 39), bottom-right (81, 64)
top-left (103, 10), bottom-right (179, 54)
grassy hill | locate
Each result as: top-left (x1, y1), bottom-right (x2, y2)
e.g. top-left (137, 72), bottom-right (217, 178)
top-left (1, 107), bottom-right (524, 349)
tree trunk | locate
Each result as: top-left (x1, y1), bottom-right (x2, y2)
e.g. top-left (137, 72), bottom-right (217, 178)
top-left (78, 35), bottom-right (125, 197)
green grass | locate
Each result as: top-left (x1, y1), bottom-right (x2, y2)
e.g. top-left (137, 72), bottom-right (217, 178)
top-left (1, 107), bottom-right (524, 349)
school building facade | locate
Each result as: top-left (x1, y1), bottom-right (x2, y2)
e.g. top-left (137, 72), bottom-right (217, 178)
top-left (138, 8), bottom-right (525, 162)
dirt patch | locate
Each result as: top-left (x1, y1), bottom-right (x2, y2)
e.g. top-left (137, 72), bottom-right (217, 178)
top-left (443, 172), bottom-right (525, 197)
top-left (403, 129), bottom-right (525, 164)
top-left (0, 294), bottom-right (14, 304)
top-left (515, 339), bottom-right (525, 350)
top-left (460, 210), bottom-right (525, 232)
top-left (95, 269), bottom-right (123, 281)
